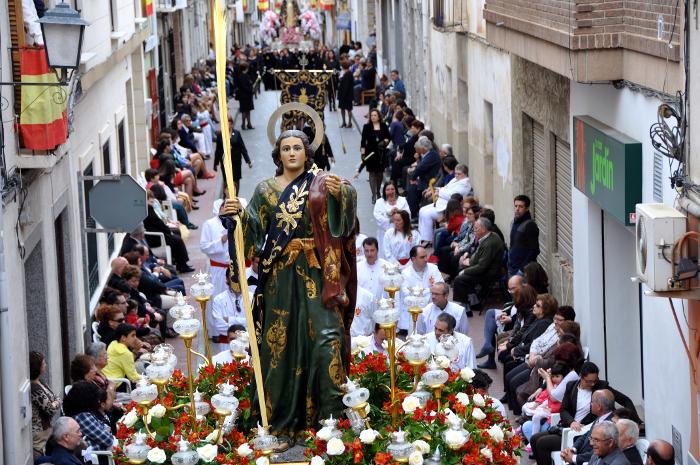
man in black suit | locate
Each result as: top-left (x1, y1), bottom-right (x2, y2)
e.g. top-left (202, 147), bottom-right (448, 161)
top-left (616, 419), bottom-right (643, 465)
top-left (214, 118), bottom-right (251, 194)
top-left (530, 362), bottom-right (641, 465)
top-left (560, 389), bottom-right (616, 465)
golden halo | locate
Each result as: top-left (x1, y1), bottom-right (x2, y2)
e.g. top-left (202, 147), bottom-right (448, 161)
top-left (266, 102), bottom-right (325, 151)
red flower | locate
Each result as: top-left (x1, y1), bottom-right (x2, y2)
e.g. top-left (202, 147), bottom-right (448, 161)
top-left (375, 452), bottom-right (392, 465)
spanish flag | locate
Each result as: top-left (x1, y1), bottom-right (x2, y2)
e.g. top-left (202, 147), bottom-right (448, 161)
top-left (319, 0), bottom-right (333, 10)
top-left (19, 47), bottom-right (68, 150)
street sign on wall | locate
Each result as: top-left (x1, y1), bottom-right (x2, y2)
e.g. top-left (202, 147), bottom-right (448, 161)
top-left (573, 115), bottom-right (643, 226)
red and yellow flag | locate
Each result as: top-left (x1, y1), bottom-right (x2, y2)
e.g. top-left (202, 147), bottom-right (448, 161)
top-left (19, 47), bottom-right (68, 150)
top-left (257, 0), bottom-right (269, 10)
top-left (320, 0), bottom-right (333, 11)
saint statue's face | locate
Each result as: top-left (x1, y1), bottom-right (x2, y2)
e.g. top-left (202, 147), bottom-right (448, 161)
top-left (279, 136), bottom-right (307, 172)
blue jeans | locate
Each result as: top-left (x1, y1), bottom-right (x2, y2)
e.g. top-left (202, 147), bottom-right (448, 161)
top-left (481, 308), bottom-right (498, 353)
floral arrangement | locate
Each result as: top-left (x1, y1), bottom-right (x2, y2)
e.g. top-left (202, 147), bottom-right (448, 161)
top-left (280, 26), bottom-right (303, 44)
top-left (112, 352), bottom-right (520, 465)
top-left (304, 352), bottom-right (522, 465)
top-left (299, 10), bottom-right (321, 40)
top-left (259, 10), bottom-right (280, 45)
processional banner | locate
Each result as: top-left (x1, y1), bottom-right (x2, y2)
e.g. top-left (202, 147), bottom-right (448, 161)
top-left (274, 69), bottom-right (332, 133)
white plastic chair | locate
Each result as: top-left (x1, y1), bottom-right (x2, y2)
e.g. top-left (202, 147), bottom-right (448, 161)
top-left (143, 231), bottom-right (172, 264)
top-left (87, 450), bottom-right (116, 465)
top-left (551, 422), bottom-right (593, 465)
top-left (162, 200), bottom-right (178, 222)
top-left (92, 321), bottom-right (101, 343)
top-left (108, 377), bottom-right (133, 405)
top-left (582, 346), bottom-right (590, 360)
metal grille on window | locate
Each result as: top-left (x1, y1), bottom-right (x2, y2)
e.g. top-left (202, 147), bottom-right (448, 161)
top-left (555, 137), bottom-right (573, 263)
top-left (531, 121), bottom-right (549, 267)
top-left (653, 151), bottom-right (664, 203)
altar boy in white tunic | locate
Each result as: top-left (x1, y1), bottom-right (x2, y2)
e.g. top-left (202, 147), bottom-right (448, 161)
top-left (350, 286), bottom-right (376, 337)
top-left (416, 282), bottom-right (469, 336)
top-left (418, 164), bottom-right (472, 242)
top-left (398, 245), bottom-right (444, 334)
top-left (356, 237), bottom-right (389, 302)
top-left (199, 199), bottom-right (230, 297)
top-left (426, 312), bottom-right (476, 370)
top-left (209, 275), bottom-right (250, 353)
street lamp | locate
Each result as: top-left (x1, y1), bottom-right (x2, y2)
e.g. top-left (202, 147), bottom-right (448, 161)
top-left (37, 1), bottom-right (89, 83)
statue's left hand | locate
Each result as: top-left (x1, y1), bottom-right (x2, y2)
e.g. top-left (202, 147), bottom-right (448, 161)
top-left (325, 174), bottom-right (342, 199)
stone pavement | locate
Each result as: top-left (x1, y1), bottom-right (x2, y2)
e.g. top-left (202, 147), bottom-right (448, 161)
top-left (167, 90), bottom-right (513, 461)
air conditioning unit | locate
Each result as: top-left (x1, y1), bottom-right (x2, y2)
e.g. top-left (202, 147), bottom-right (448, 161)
top-left (635, 203), bottom-right (687, 291)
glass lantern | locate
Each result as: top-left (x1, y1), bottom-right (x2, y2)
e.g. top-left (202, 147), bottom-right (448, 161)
top-left (373, 298), bottom-right (400, 329)
top-left (252, 423), bottom-right (279, 455)
top-left (387, 429), bottom-right (415, 463)
top-left (424, 446), bottom-right (442, 465)
top-left (403, 334), bottom-right (431, 367)
top-left (435, 334), bottom-right (459, 362)
top-left (421, 358), bottom-right (449, 389)
top-left (190, 271), bottom-right (215, 300)
top-left (342, 378), bottom-right (370, 411)
top-left (317, 414), bottom-right (343, 440)
top-left (153, 343), bottom-right (178, 369)
top-left (221, 411), bottom-right (238, 435)
top-left (404, 286), bottom-right (429, 329)
top-left (412, 382), bottom-right (432, 407)
top-left (441, 414), bottom-right (470, 450)
top-left (171, 438), bottom-right (200, 465)
top-left (169, 293), bottom-right (196, 320)
top-left (381, 263), bottom-right (404, 295)
top-left (145, 351), bottom-right (175, 385)
top-left (131, 377), bottom-right (158, 406)
top-left (192, 390), bottom-right (211, 419)
top-left (211, 382), bottom-right (239, 416)
top-left (172, 304), bottom-right (201, 339)
top-left (124, 432), bottom-right (151, 464)
top-left (230, 331), bottom-right (250, 360)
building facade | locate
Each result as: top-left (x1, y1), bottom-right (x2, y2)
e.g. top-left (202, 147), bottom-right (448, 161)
top-left (371, 0), bottom-right (698, 461)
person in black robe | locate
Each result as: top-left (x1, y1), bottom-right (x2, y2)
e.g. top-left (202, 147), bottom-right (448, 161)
top-left (235, 62), bottom-right (255, 130)
top-left (337, 61), bottom-right (354, 128)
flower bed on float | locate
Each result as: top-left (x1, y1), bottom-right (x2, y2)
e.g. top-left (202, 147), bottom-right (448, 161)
top-left (113, 353), bottom-right (521, 465)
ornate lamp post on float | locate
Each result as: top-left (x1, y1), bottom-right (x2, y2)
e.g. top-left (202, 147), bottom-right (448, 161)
top-left (189, 271), bottom-right (215, 363)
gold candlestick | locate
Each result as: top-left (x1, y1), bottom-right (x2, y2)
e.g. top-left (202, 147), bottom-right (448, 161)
top-left (194, 296), bottom-right (213, 363)
top-left (181, 335), bottom-right (198, 430)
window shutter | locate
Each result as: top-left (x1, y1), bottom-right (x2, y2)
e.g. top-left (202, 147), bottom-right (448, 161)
top-left (531, 121), bottom-right (549, 266)
top-left (555, 137), bottom-right (573, 262)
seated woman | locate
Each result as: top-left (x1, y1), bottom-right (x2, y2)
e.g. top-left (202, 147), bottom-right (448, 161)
top-left (158, 159), bottom-right (204, 201)
top-left (103, 324), bottom-right (142, 387)
top-left (96, 304), bottom-right (125, 347)
top-left (63, 381), bottom-right (114, 465)
top-left (143, 190), bottom-right (194, 273)
top-left (433, 197), bottom-right (465, 252)
top-left (383, 209), bottom-right (421, 265)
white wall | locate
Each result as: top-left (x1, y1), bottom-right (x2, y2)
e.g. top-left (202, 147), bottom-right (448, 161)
top-left (571, 82), bottom-right (691, 449)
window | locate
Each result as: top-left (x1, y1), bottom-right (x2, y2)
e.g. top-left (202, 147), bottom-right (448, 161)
top-left (82, 164), bottom-right (99, 296)
top-left (118, 120), bottom-right (127, 173)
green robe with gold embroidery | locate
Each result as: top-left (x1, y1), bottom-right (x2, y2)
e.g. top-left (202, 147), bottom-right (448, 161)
top-left (242, 176), bottom-right (357, 436)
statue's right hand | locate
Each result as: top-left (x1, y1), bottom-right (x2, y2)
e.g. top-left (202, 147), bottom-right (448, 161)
top-left (222, 198), bottom-right (242, 216)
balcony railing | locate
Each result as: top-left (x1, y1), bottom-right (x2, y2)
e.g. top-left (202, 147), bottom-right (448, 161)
top-left (432, 0), bottom-right (467, 31)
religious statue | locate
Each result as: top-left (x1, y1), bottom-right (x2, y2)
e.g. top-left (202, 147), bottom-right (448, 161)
top-left (222, 130), bottom-right (358, 448)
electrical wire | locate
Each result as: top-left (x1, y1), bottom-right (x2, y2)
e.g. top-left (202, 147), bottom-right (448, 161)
top-left (668, 297), bottom-right (697, 380)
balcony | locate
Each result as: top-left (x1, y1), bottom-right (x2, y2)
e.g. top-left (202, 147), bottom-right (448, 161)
top-left (157, 0), bottom-right (187, 13)
top-left (432, 0), bottom-right (468, 32)
top-left (483, 0), bottom-right (683, 90)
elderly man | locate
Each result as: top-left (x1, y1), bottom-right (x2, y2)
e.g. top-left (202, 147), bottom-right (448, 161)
top-left (425, 312), bottom-right (476, 370)
top-left (398, 245), bottom-right (444, 335)
top-left (407, 136), bottom-right (442, 217)
top-left (357, 237), bottom-right (389, 302)
top-left (212, 324), bottom-right (247, 365)
top-left (452, 217), bottom-right (505, 310)
top-left (560, 389), bottom-right (616, 465)
top-left (616, 419), bottom-right (643, 465)
top-left (42, 416), bottom-right (86, 464)
top-left (646, 439), bottom-right (674, 465)
top-left (200, 199), bottom-right (231, 297)
top-left (417, 163), bottom-right (472, 243)
top-left (476, 275), bottom-right (524, 368)
top-left (587, 421), bottom-right (631, 465)
top-left (416, 282), bottom-right (468, 335)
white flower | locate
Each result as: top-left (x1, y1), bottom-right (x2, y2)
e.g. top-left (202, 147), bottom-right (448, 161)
top-left (326, 437), bottom-right (345, 456)
top-left (455, 392), bottom-right (470, 405)
top-left (412, 439), bottom-right (430, 454)
top-left (480, 446), bottom-right (493, 461)
top-left (409, 450), bottom-right (424, 465)
top-left (196, 444), bottom-right (218, 462)
top-left (359, 429), bottom-right (379, 444)
top-left (436, 355), bottom-right (450, 369)
top-left (402, 395), bottom-right (421, 413)
top-left (487, 424), bottom-right (504, 442)
top-left (148, 404), bottom-right (166, 419)
top-left (443, 407), bottom-right (454, 418)
top-left (352, 336), bottom-right (370, 351)
top-left (256, 458), bottom-right (270, 465)
top-left (472, 407), bottom-right (486, 420)
top-left (472, 393), bottom-right (486, 407)
top-left (444, 430), bottom-right (467, 449)
top-left (146, 447), bottom-right (166, 464)
top-left (460, 367), bottom-right (475, 382)
top-left (236, 443), bottom-right (253, 457)
top-left (120, 409), bottom-right (138, 428)
top-left (204, 429), bottom-right (220, 444)
top-left (310, 457), bottom-right (325, 465)
top-left (316, 427), bottom-right (333, 441)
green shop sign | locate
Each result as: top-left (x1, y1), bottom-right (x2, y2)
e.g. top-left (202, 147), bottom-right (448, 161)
top-left (573, 115), bottom-right (642, 225)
